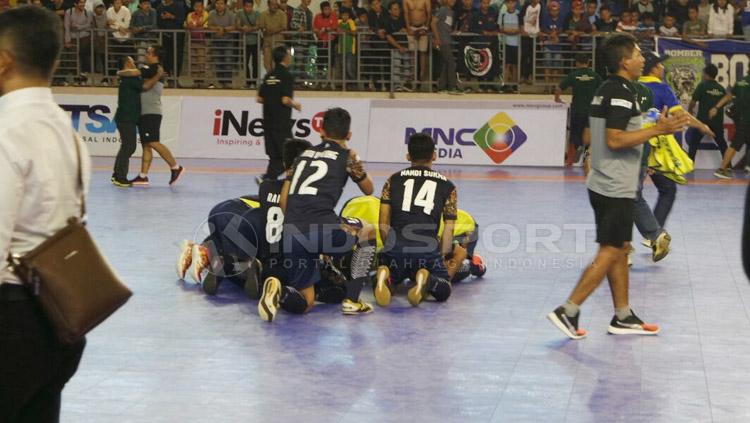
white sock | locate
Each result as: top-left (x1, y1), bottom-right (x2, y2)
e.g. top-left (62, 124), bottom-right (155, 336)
top-left (171, 165), bottom-right (180, 170)
top-left (139, 173), bottom-right (147, 178)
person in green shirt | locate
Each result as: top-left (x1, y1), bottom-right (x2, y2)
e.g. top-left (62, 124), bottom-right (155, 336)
top-left (555, 55), bottom-right (602, 166)
top-left (111, 56), bottom-right (161, 187)
top-left (711, 73), bottom-right (750, 179)
top-left (687, 64), bottom-right (727, 162)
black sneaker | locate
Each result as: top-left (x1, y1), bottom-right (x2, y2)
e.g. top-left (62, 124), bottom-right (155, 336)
top-left (547, 306), bottom-right (587, 339)
top-left (130, 175), bottom-right (149, 186)
top-left (201, 272), bottom-right (220, 296)
top-left (169, 166), bottom-right (185, 186)
top-left (258, 277), bottom-right (281, 322)
top-left (243, 258), bottom-right (263, 300)
top-left (607, 312), bottom-right (660, 335)
top-left (111, 177), bottom-right (132, 188)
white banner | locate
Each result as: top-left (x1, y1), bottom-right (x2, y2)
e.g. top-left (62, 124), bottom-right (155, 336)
top-left (54, 94), bottom-right (181, 157)
top-left (366, 99), bottom-right (567, 166)
top-left (177, 97), bottom-right (371, 160)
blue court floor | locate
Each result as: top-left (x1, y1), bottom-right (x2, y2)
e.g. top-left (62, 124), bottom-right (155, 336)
top-left (61, 159), bottom-right (750, 423)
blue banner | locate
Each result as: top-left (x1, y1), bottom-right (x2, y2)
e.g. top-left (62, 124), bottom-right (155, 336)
top-left (656, 37), bottom-right (750, 104)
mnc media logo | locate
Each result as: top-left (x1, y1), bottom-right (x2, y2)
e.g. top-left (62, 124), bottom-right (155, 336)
top-left (472, 112), bottom-right (527, 164)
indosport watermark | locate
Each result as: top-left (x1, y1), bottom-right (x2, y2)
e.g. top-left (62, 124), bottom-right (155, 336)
top-left (189, 214), bottom-right (598, 279)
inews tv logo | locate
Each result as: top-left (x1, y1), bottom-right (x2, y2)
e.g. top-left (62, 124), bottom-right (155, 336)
top-left (473, 112), bottom-right (528, 164)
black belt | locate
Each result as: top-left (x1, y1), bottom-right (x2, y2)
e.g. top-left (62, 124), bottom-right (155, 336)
top-left (0, 283), bottom-right (32, 301)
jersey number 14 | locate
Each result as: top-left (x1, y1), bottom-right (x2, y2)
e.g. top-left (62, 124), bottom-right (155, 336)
top-left (401, 179), bottom-right (437, 215)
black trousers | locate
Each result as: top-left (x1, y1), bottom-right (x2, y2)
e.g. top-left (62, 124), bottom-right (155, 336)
top-left (77, 36), bottom-right (92, 73)
top-left (0, 285), bottom-right (86, 423)
top-left (686, 122), bottom-right (728, 161)
top-left (263, 125), bottom-right (291, 179)
top-left (114, 121), bottom-right (138, 181)
top-left (163, 32), bottom-right (185, 77)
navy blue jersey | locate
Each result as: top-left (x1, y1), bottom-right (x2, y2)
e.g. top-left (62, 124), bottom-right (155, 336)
top-left (259, 179), bottom-right (285, 256)
top-left (381, 166), bottom-right (458, 251)
top-left (284, 140), bottom-right (367, 233)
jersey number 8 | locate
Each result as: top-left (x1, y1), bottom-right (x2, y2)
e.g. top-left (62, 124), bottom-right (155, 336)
top-left (266, 206), bottom-right (284, 244)
top-left (401, 179), bottom-right (437, 215)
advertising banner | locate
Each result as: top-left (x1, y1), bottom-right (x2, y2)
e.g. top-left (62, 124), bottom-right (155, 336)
top-left (657, 37), bottom-right (749, 168)
top-left (366, 99), bottom-right (567, 166)
top-left (177, 97), bottom-right (371, 159)
top-left (54, 93), bottom-right (181, 157)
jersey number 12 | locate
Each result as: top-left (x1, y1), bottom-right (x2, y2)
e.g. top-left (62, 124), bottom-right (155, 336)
top-left (289, 160), bottom-right (328, 195)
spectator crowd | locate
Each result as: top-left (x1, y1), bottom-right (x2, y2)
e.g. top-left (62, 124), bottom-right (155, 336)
top-left (3, 0), bottom-right (750, 90)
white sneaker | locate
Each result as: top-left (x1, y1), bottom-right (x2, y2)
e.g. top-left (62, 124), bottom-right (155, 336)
top-left (641, 239), bottom-right (652, 248)
top-left (652, 232), bottom-right (671, 262)
top-left (258, 277), bottom-right (281, 322)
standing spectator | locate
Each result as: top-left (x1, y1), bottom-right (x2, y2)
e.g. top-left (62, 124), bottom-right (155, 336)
top-left (259, 0), bottom-right (287, 72)
top-left (291, 0), bottom-right (313, 31)
top-left (470, 0), bottom-right (500, 91)
top-left (667, 0), bottom-right (690, 28)
top-left (93, 0), bottom-right (108, 73)
top-left (637, 12), bottom-right (657, 36)
top-left (697, 0), bottom-right (710, 23)
top-left (741, 0), bottom-right (750, 41)
top-left (186, 1), bottom-right (209, 81)
top-left (616, 10), bottom-right (637, 32)
top-left (708, 0), bottom-right (735, 36)
top-left (48, 0), bottom-right (69, 20)
top-left (368, 0), bottom-right (389, 89)
top-left (635, 0), bottom-right (655, 17)
top-left (547, 34), bottom-right (688, 341)
top-left (313, 1), bottom-right (338, 82)
top-left (711, 72), bottom-right (750, 179)
top-left (659, 13), bottom-right (680, 35)
top-left (585, 0), bottom-right (598, 24)
top-left (682, 5), bottom-right (707, 35)
top-left (520, 0), bottom-right (541, 83)
top-left (132, 0), bottom-right (157, 63)
top-left (455, 0), bottom-right (474, 83)
top-left (157, 0), bottom-right (186, 78)
top-left (257, 46), bottom-right (302, 181)
top-left (555, 55), bottom-right (601, 165)
top-left (687, 64), bottom-right (727, 161)
top-left (539, 0), bottom-right (564, 83)
top-left (0, 8), bottom-right (91, 422)
top-left (499, 0), bottom-right (521, 90)
top-left (594, 5), bottom-right (617, 32)
top-left (338, 8), bottom-right (357, 82)
top-left (433, 0), bottom-right (461, 93)
top-left (65, 0), bottom-right (94, 73)
top-left (565, 0), bottom-right (594, 48)
top-left (208, 0), bottom-right (236, 87)
top-left (107, 0), bottom-right (132, 42)
top-left (404, 0), bottom-right (431, 87)
top-left (236, 0), bottom-right (260, 83)
top-left (279, 0), bottom-right (293, 25)
top-left (384, 0), bottom-right (411, 91)
top-left (112, 57), bottom-right (141, 186)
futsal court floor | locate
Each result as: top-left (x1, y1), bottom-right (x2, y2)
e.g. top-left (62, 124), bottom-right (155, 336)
top-left (61, 158), bottom-right (750, 422)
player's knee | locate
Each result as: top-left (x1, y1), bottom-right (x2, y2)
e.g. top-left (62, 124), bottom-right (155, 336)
top-left (280, 286), bottom-right (308, 314)
top-left (430, 278), bottom-right (451, 302)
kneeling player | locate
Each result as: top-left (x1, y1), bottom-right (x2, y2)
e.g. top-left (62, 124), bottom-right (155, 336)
top-left (375, 133), bottom-right (461, 307)
top-left (258, 108), bottom-right (377, 321)
top-left (339, 195), bottom-right (486, 282)
top-left (176, 139), bottom-right (312, 297)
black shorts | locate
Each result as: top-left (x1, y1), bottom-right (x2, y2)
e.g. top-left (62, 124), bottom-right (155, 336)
top-left (505, 45), bottom-right (518, 65)
top-left (138, 114), bottom-right (162, 143)
top-left (731, 119), bottom-right (750, 151)
top-left (588, 189), bottom-right (634, 248)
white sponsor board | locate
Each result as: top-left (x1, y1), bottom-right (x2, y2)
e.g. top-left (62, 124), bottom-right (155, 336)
top-left (54, 94), bottom-right (181, 157)
top-left (366, 99), bottom-right (567, 166)
top-left (177, 97), bottom-right (371, 160)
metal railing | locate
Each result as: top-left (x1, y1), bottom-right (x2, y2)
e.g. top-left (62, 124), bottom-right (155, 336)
top-left (52, 29), bottom-right (750, 93)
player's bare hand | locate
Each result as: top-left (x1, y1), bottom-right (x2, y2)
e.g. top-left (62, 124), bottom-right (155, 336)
top-left (293, 101), bottom-right (302, 111)
top-left (655, 107), bottom-right (689, 135)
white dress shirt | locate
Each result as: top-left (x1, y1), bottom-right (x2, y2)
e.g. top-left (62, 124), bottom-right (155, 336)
top-left (708, 4), bottom-right (735, 36)
top-left (106, 5), bottom-right (132, 41)
top-left (0, 88), bottom-right (91, 285)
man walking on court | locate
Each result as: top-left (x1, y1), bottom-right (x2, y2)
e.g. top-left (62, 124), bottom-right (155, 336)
top-left (547, 33), bottom-right (688, 339)
top-left (256, 46), bottom-right (301, 183)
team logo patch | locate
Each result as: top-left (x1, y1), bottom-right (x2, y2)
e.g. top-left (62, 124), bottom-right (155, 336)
top-left (464, 46), bottom-right (493, 77)
top-left (472, 112), bottom-right (528, 164)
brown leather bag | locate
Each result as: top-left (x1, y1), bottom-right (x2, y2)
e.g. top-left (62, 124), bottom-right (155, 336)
top-left (7, 133), bottom-right (132, 345)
